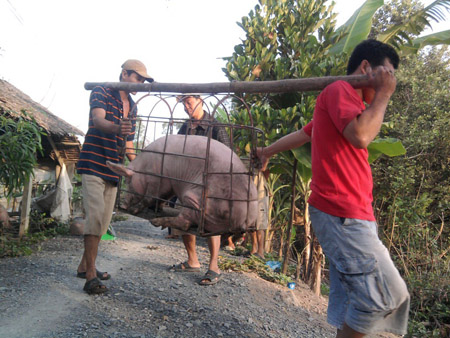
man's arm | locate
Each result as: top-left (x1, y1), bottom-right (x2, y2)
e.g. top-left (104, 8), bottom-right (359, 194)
top-left (91, 108), bottom-right (132, 135)
top-left (216, 126), bottom-right (232, 149)
top-left (256, 128), bottom-right (311, 171)
top-left (125, 140), bottom-right (136, 161)
top-left (343, 65), bottom-right (396, 148)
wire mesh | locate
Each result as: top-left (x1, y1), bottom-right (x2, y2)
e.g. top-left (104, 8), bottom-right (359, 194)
top-left (116, 93), bottom-right (264, 237)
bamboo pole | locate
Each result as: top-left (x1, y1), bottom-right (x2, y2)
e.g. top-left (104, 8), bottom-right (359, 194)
top-left (84, 74), bottom-right (370, 94)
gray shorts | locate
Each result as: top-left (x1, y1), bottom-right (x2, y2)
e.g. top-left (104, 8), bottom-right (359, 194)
top-left (309, 205), bottom-right (410, 335)
top-left (82, 174), bottom-right (117, 237)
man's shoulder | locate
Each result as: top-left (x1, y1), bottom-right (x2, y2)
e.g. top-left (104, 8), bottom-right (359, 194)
top-left (91, 85), bottom-right (120, 100)
top-left (91, 85), bottom-right (119, 99)
top-left (325, 80), bottom-right (353, 91)
top-left (321, 80), bottom-right (358, 100)
top-left (201, 111), bottom-right (214, 121)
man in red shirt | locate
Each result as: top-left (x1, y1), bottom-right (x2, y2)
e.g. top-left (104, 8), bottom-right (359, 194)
top-left (257, 40), bottom-right (410, 337)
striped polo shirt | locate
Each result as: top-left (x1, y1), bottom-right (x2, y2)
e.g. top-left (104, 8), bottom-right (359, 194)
top-left (77, 86), bottom-right (136, 183)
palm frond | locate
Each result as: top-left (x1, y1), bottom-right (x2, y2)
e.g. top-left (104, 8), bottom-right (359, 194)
top-left (377, 0), bottom-right (450, 48)
top-left (402, 29), bottom-right (450, 54)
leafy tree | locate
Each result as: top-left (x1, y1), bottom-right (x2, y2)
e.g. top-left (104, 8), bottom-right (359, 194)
top-left (223, 0), bottom-right (344, 294)
top-left (0, 112), bottom-right (44, 197)
top-left (222, 0), bottom-right (426, 295)
top-left (367, 3), bottom-right (450, 334)
top-left (373, 48), bottom-right (450, 335)
top-left (332, 0), bottom-right (450, 54)
top-left (224, 8), bottom-right (450, 336)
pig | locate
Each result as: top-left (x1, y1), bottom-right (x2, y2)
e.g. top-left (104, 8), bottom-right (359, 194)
top-left (107, 134), bottom-right (258, 235)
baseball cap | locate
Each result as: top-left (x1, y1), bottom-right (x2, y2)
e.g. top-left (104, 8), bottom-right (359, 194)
top-left (121, 59), bottom-right (154, 82)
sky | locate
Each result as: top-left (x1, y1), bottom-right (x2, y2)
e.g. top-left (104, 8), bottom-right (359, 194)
top-left (0, 0), bottom-right (449, 136)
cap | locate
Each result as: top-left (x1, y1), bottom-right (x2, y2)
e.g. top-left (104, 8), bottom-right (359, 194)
top-left (121, 59), bottom-right (154, 82)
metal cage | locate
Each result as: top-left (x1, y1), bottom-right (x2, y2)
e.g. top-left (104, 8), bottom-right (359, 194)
top-left (116, 93), bottom-right (264, 236)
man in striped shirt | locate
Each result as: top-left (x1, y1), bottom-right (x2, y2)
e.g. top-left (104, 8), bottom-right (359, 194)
top-left (76, 60), bottom-right (153, 295)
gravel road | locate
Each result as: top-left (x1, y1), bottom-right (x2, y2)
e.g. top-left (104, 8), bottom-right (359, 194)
top-left (0, 214), bottom-right (397, 338)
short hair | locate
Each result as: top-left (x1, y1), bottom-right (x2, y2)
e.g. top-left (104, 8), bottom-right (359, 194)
top-left (176, 94), bottom-right (201, 103)
top-left (119, 70), bottom-right (135, 81)
top-left (346, 39), bottom-right (399, 75)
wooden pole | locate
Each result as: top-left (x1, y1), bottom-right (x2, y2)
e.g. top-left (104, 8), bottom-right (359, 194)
top-left (19, 175), bottom-right (33, 238)
top-left (84, 74), bottom-right (370, 94)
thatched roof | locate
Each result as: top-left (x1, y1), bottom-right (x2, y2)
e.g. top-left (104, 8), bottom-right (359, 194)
top-left (0, 79), bottom-right (84, 136)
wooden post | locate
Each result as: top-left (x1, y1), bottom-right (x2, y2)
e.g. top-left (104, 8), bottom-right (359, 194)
top-left (281, 158), bottom-right (298, 275)
top-left (19, 175), bottom-right (33, 238)
top-left (47, 136), bottom-right (65, 183)
top-left (84, 74), bottom-right (370, 94)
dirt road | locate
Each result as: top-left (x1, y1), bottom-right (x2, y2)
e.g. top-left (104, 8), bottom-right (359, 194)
top-left (0, 214), bottom-right (395, 338)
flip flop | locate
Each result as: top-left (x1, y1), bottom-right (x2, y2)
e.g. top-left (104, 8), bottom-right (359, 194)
top-left (169, 261), bottom-right (201, 272)
top-left (83, 277), bottom-right (108, 295)
top-left (199, 269), bottom-right (222, 286)
top-left (77, 269), bottom-right (111, 280)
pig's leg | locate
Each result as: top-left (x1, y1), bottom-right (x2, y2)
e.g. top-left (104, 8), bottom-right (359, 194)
top-left (150, 212), bottom-right (192, 231)
top-left (151, 191), bottom-right (200, 230)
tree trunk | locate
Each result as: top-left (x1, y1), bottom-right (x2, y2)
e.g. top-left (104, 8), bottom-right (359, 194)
top-left (282, 159), bottom-right (297, 275)
top-left (309, 234), bottom-right (324, 296)
top-left (278, 226), bottom-right (285, 259)
top-left (302, 217), bottom-right (311, 280)
top-left (19, 175), bottom-right (33, 238)
top-left (301, 194), bottom-right (311, 281)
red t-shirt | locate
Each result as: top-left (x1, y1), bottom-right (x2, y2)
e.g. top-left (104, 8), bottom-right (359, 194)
top-left (305, 81), bottom-right (375, 221)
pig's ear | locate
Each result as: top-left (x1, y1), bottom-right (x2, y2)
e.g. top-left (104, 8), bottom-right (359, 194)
top-left (106, 161), bottom-right (134, 178)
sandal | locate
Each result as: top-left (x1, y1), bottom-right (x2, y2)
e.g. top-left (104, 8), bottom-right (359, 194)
top-left (83, 277), bottom-right (108, 295)
top-left (77, 269), bottom-right (111, 280)
top-left (199, 270), bottom-right (222, 286)
top-left (169, 261), bottom-right (201, 272)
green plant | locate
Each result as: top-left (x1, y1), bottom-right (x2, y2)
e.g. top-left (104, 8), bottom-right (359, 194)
top-left (219, 255), bottom-right (295, 286)
top-left (320, 283), bottom-right (330, 296)
top-left (28, 210), bottom-right (65, 234)
top-left (223, 0), bottom-right (450, 334)
top-left (0, 223), bottom-right (68, 258)
top-left (112, 214), bottom-right (128, 222)
top-left (0, 111), bottom-right (44, 197)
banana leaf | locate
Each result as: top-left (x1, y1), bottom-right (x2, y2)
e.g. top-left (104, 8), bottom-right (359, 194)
top-left (367, 137), bottom-right (406, 163)
top-left (330, 0), bottom-right (384, 54)
top-left (402, 29), bottom-right (450, 54)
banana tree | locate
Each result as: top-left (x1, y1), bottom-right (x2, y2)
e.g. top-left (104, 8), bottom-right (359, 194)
top-left (331, 0), bottom-right (450, 54)
top-left (223, 0), bottom-right (447, 295)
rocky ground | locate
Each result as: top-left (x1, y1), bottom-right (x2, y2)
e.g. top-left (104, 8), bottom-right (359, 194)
top-left (0, 214), bottom-right (397, 338)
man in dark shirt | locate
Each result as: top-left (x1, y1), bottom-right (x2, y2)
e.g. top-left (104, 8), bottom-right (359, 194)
top-left (177, 96), bottom-right (230, 147)
top-left (171, 94), bottom-right (230, 285)
top-left (76, 60), bottom-right (153, 294)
